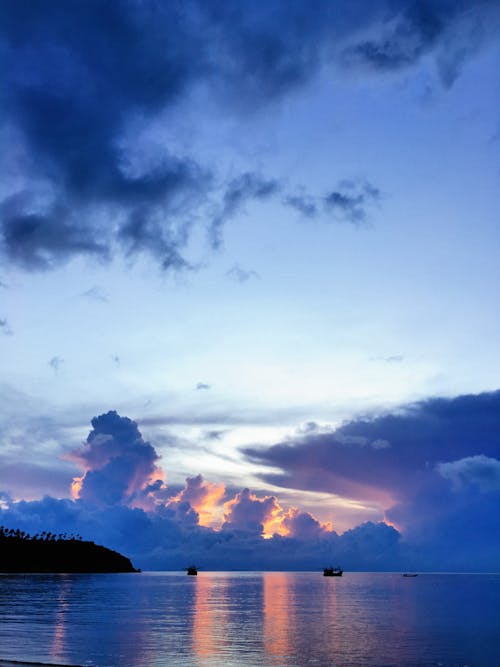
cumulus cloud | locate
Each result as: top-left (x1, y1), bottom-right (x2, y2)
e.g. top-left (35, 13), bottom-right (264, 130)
top-left (1, 397), bottom-right (499, 571)
top-left (2, 0), bottom-right (496, 271)
top-left (0, 490), bottom-right (404, 570)
top-left (281, 508), bottom-right (332, 540)
top-left (222, 488), bottom-right (283, 536)
top-left (67, 411), bottom-right (166, 509)
top-left (166, 474), bottom-right (225, 527)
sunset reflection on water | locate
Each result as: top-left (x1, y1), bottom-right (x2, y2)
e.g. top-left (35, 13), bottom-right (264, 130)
top-left (192, 573), bottom-right (229, 662)
top-left (263, 572), bottom-right (292, 659)
top-left (1, 572), bottom-right (499, 667)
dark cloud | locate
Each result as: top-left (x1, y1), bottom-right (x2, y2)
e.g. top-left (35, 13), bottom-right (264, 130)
top-left (243, 389), bottom-right (500, 568)
top-left (0, 196), bottom-right (108, 271)
top-left (323, 181), bottom-right (381, 225)
top-left (341, 0), bottom-right (499, 87)
top-left (2, 0), bottom-right (495, 271)
top-left (244, 390), bottom-right (500, 498)
top-left (226, 264), bottom-right (260, 283)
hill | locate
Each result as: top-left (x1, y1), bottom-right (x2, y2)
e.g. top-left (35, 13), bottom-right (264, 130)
top-left (0, 527), bottom-right (138, 573)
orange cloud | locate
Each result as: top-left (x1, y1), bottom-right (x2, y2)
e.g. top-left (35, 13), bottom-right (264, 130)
top-left (167, 475), bottom-right (225, 527)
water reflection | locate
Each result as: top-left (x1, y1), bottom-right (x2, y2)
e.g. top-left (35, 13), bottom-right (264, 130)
top-left (50, 575), bottom-right (71, 660)
top-left (263, 573), bottom-right (291, 660)
top-left (0, 572), bottom-right (499, 667)
top-left (192, 574), bottom-right (229, 661)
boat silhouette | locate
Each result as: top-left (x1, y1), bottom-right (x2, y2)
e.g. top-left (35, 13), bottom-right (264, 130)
top-left (186, 565), bottom-right (198, 576)
top-left (323, 566), bottom-right (343, 576)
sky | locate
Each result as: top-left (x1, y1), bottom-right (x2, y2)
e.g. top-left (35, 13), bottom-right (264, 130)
top-left (0, 0), bottom-right (499, 571)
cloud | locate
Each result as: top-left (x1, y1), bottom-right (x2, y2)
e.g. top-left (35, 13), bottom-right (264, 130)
top-left (226, 264), bottom-right (260, 283)
top-left (437, 455), bottom-right (500, 492)
top-left (67, 411), bottom-right (166, 509)
top-left (1, 397), bottom-right (499, 571)
top-left (284, 194), bottom-right (318, 218)
top-left (242, 389), bottom-right (500, 568)
top-left (222, 488), bottom-right (283, 536)
top-left (2, 1), bottom-right (496, 271)
top-left (195, 382), bottom-right (211, 391)
top-left (0, 407), bottom-right (405, 569)
top-left (0, 491), bottom-right (404, 571)
top-left (209, 173), bottom-right (280, 249)
top-left (341, 0), bottom-right (500, 87)
top-left (0, 461), bottom-right (74, 501)
top-left (281, 507), bottom-right (332, 540)
top-left (285, 180), bottom-right (381, 225)
top-left (166, 474), bottom-right (225, 527)
top-left (80, 286), bottom-right (108, 302)
top-left (244, 389), bottom-right (500, 499)
top-left (323, 181), bottom-right (381, 225)
top-left (370, 354), bottom-right (405, 363)
top-left (0, 318), bottom-right (13, 336)
top-left (0, 196), bottom-right (109, 271)
top-left (48, 356), bottom-right (64, 373)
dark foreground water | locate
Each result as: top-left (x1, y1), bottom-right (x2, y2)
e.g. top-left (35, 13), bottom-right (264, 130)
top-left (1, 572), bottom-right (499, 667)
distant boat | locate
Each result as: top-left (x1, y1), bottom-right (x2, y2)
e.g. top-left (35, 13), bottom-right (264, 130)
top-left (323, 566), bottom-right (343, 576)
top-left (186, 565), bottom-right (198, 576)
top-left (402, 573), bottom-right (418, 577)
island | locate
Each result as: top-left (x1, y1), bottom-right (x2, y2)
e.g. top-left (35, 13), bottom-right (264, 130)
top-left (0, 526), bottom-right (138, 573)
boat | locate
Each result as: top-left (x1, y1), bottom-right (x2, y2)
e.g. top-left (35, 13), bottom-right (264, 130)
top-left (323, 566), bottom-right (343, 576)
top-left (402, 573), bottom-right (418, 577)
top-left (186, 565), bottom-right (198, 576)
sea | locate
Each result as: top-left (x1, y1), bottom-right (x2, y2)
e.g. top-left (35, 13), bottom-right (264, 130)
top-left (0, 572), bottom-right (499, 667)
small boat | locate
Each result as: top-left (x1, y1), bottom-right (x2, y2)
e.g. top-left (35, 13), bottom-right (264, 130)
top-left (186, 566), bottom-right (198, 576)
top-left (402, 573), bottom-right (418, 577)
top-left (323, 566), bottom-right (343, 576)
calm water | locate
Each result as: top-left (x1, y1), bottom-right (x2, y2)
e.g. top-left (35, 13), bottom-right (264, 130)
top-left (0, 572), bottom-right (499, 667)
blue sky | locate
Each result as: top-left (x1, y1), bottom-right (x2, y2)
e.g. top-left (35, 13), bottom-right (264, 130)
top-left (0, 0), bottom-right (499, 570)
